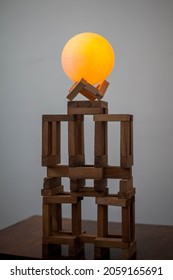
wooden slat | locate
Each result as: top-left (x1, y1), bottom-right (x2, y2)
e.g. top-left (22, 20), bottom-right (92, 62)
top-left (67, 78), bottom-right (87, 101)
top-left (42, 204), bottom-right (51, 237)
top-left (41, 185), bottom-right (64, 196)
top-left (95, 237), bottom-right (129, 249)
top-left (51, 204), bottom-right (62, 232)
top-left (104, 166), bottom-right (132, 179)
top-left (70, 179), bottom-right (85, 191)
top-left (122, 205), bottom-right (131, 242)
top-left (96, 80), bottom-right (109, 100)
top-left (42, 115), bottom-right (74, 121)
top-left (71, 187), bottom-right (108, 197)
top-left (97, 205), bottom-right (108, 237)
top-left (122, 240), bottom-right (136, 259)
top-left (119, 178), bottom-right (133, 192)
top-left (43, 177), bottom-right (61, 189)
top-left (79, 234), bottom-right (96, 243)
top-left (94, 114), bottom-right (133, 122)
top-left (68, 100), bottom-right (108, 108)
top-left (43, 194), bottom-right (78, 204)
top-left (72, 201), bottom-right (82, 235)
top-left (68, 107), bottom-right (103, 115)
top-left (47, 165), bottom-right (69, 177)
top-left (96, 196), bottom-right (128, 207)
top-left (69, 167), bottom-right (103, 179)
top-left (43, 235), bottom-right (78, 245)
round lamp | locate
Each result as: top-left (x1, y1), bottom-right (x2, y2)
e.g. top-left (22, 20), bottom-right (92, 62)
top-left (61, 32), bottom-right (115, 85)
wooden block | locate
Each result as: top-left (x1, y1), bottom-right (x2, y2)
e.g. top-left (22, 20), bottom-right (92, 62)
top-left (94, 121), bottom-right (108, 157)
top-left (94, 179), bottom-right (107, 192)
top-left (72, 200), bottom-right (82, 235)
top-left (120, 121), bottom-right (133, 167)
top-left (43, 177), bottom-right (62, 190)
top-left (41, 185), bottom-right (64, 196)
top-left (121, 155), bottom-right (133, 168)
top-left (69, 167), bottom-right (103, 179)
top-left (52, 121), bottom-right (60, 156)
top-left (104, 166), bottom-right (132, 179)
top-left (42, 115), bottom-right (74, 122)
top-left (80, 83), bottom-right (98, 100)
top-left (70, 179), bottom-right (85, 191)
top-left (50, 204), bottom-right (62, 232)
top-left (94, 114), bottom-right (133, 122)
top-left (42, 119), bottom-right (61, 166)
top-left (68, 115), bottom-right (84, 156)
top-left (69, 155), bottom-right (85, 167)
top-left (43, 235), bottom-right (78, 246)
top-left (130, 196), bottom-right (135, 242)
top-left (122, 240), bottom-right (136, 259)
top-left (96, 80), bottom-right (109, 100)
top-left (42, 121), bottom-right (52, 157)
top-left (79, 233), bottom-right (96, 243)
top-left (97, 205), bottom-right (108, 237)
top-left (68, 107), bottom-right (103, 115)
top-left (71, 187), bottom-right (108, 197)
top-left (95, 155), bottom-right (108, 167)
top-left (122, 205), bottom-right (131, 242)
top-left (118, 187), bottom-right (135, 199)
top-left (96, 196), bottom-right (128, 207)
top-left (42, 204), bottom-right (51, 237)
top-left (119, 178), bottom-right (133, 192)
top-left (47, 165), bottom-right (69, 177)
top-left (95, 237), bottom-right (129, 249)
top-left (68, 100), bottom-right (108, 108)
top-left (42, 155), bottom-right (61, 166)
top-left (67, 78), bottom-right (87, 101)
top-left (43, 194), bottom-right (78, 204)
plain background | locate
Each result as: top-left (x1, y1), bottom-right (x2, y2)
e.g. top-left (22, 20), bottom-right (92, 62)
top-left (0, 0), bottom-right (173, 230)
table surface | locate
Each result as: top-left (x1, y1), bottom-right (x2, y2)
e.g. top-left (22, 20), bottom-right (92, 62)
top-left (0, 215), bottom-right (173, 260)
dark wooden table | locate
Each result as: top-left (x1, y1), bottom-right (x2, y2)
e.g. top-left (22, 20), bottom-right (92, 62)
top-left (0, 215), bottom-right (173, 260)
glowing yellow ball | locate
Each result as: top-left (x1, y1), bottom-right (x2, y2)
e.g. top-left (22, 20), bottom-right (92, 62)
top-left (61, 32), bottom-right (115, 85)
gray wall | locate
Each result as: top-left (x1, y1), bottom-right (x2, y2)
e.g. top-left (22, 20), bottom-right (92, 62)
top-left (0, 0), bottom-right (173, 229)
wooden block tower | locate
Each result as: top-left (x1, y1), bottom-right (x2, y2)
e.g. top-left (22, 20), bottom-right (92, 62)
top-left (41, 79), bottom-right (136, 259)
